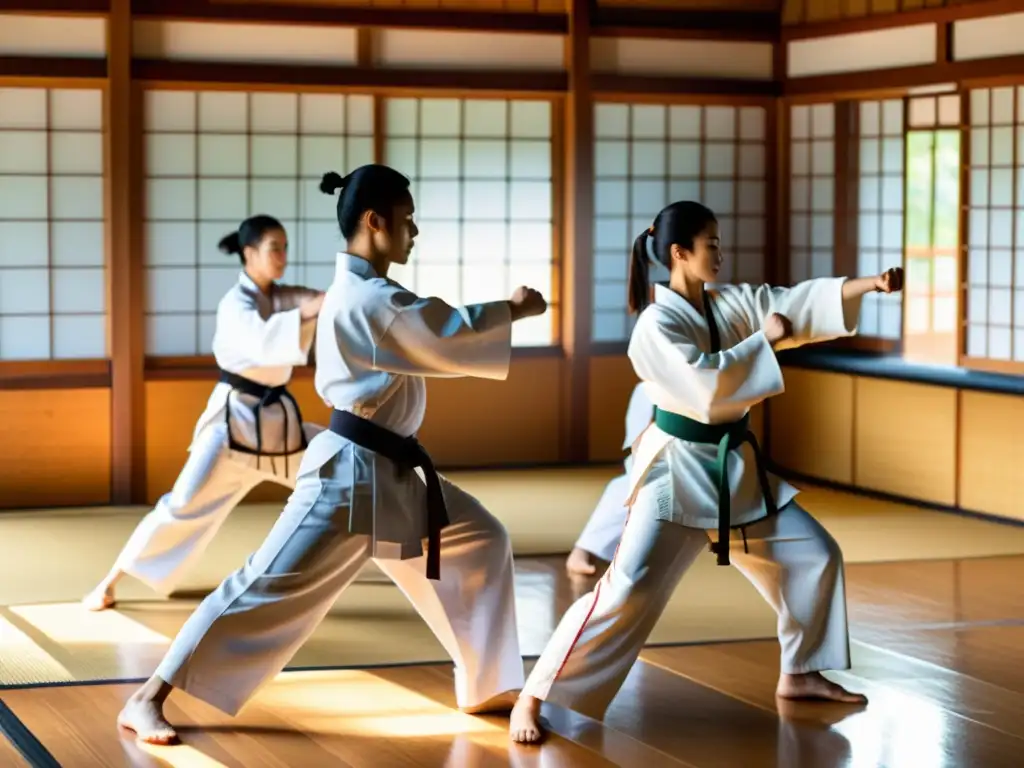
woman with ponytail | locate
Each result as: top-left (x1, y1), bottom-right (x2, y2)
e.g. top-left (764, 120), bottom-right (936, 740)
top-left (117, 164), bottom-right (548, 745)
top-left (512, 200), bottom-right (904, 743)
top-left (83, 216), bottom-right (326, 613)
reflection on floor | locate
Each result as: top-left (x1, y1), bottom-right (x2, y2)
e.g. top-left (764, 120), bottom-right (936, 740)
top-left (1, 482), bottom-right (1023, 765)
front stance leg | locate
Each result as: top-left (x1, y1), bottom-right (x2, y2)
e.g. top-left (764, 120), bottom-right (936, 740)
top-left (117, 675), bottom-right (177, 744)
top-left (729, 503), bottom-right (867, 705)
top-left (512, 496), bottom-right (708, 744)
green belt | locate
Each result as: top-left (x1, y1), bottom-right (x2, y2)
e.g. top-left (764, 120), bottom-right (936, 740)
top-left (653, 406), bottom-right (777, 566)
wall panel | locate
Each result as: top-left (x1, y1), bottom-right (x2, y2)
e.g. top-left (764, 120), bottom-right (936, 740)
top-left (0, 87), bottom-right (107, 361)
top-left (769, 368), bottom-right (854, 483)
top-left (954, 12), bottom-right (1024, 62)
top-left (0, 16), bottom-right (106, 58)
top-left (0, 388), bottom-right (111, 509)
top-left (787, 25), bottom-right (937, 79)
top-left (854, 378), bottom-right (957, 505)
top-left (587, 354), bottom-right (639, 462)
top-left (132, 21), bottom-right (359, 65)
top-left (958, 390), bottom-right (1024, 521)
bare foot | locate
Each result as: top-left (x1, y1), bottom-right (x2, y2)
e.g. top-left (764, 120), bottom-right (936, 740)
top-left (460, 689), bottom-right (519, 715)
top-left (117, 695), bottom-right (178, 745)
top-left (82, 585), bottom-right (116, 612)
top-left (566, 547), bottom-right (597, 576)
top-left (509, 695), bottom-right (544, 744)
top-left (777, 672), bottom-right (867, 704)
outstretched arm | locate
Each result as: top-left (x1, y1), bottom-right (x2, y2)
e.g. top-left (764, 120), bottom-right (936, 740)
top-left (736, 267), bottom-right (903, 351)
top-left (369, 295), bottom-right (514, 380)
top-left (628, 313), bottom-right (785, 423)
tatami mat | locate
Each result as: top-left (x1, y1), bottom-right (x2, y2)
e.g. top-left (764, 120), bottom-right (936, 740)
top-left (1, 468), bottom-right (1022, 687)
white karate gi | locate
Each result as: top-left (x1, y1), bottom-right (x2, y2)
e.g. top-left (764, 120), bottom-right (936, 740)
top-left (152, 253), bottom-right (524, 716)
top-left (114, 272), bottom-right (323, 595)
top-left (573, 382), bottom-right (653, 562)
top-left (522, 278), bottom-right (863, 719)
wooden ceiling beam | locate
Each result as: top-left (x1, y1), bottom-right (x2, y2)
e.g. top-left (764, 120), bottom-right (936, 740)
top-left (131, 0), bottom-right (567, 35)
top-left (782, 0), bottom-right (1023, 43)
top-left (132, 59), bottom-right (568, 94)
top-left (592, 7), bottom-right (779, 43)
top-left (593, 74), bottom-right (780, 98)
top-left (0, 0), bottom-right (108, 13)
top-left (0, 56), bottom-right (106, 79)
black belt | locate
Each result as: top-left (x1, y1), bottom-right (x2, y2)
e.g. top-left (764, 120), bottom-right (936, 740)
top-left (328, 409), bottom-right (449, 581)
top-left (219, 370), bottom-right (308, 478)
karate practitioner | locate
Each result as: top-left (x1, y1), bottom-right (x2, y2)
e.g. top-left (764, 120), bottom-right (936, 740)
top-left (565, 381), bottom-right (653, 576)
top-left (117, 164), bottom-right (548, 745)
top-left (510, 200), bottom-right (904, 743)
top-left (83, 216), bottom-right (325, 612)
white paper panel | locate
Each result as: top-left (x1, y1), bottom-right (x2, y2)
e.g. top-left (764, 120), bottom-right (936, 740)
top-left (144, 89), bottom-right (376, 355)
top-left (381, 97), bottom-right (555, 345)
top-left (0, 87), bottom-right (106, 361)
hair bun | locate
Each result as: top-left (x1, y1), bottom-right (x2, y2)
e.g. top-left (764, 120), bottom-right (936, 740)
top-left (218, 231), bottom-right (242, 256)
top-left (319, 171), bottom-right (345, 195)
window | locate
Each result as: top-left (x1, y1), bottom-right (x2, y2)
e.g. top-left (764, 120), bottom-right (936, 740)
top-left (0, 87), bottom-right (106, 361)
top-left (857, 99), bottom-right (905, 340)
top-left (143, 90), bottom-right (374, 356)
top-left (903, 94), bottom-right (960, 366)
top-left (592, 102), bottom-right (769, 342)
top-left (789, 103), bottom-right (835, 284)
top-left (965, 86), bottom-right (1024, 366)
top-left (383, 97), bottom-right (556, 347)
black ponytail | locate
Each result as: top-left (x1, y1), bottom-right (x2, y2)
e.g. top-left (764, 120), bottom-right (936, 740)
top-left (218, 214), bottom-right (285, 265)
top-left (319, 171), bottom-right (345, 195)
top-left (627, 231), bottom-right (652, 315)
top-left (628, 201), bottom-right (718, 313)
top-left (319, 164), bottom-right (411, 240)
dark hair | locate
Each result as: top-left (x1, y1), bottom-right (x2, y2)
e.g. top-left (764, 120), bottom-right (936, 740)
top-left (218, 214), bottom-right (285, 265)
top-left (627, 201), bottom-right (718, 314)
top-left (320, 164), bottom-right (412, 240)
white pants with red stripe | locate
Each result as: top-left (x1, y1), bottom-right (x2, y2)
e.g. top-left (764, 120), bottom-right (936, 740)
top-left (522, 497), bottom-right (851, 719)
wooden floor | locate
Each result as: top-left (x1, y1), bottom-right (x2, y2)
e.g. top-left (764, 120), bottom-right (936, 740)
top-left (1, 552), bottom-right (1023, 766)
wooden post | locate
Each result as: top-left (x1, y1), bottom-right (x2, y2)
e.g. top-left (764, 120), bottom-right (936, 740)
top-left (106, 0), bottom-right (146, 503)
top-left (561, 0), bottom-right (595, 463)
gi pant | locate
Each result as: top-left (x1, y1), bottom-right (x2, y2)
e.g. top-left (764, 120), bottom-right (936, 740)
top-left (115, 422), bottom-right (323, 595)
top-left (152, 462), bottom-right (524, 716)
top-left (523, 487), bottom-right (851, 719)
top-left (574, 473), bottom-right (630, 563)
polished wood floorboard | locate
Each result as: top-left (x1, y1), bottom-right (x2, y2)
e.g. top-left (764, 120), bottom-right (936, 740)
top-left (2, 553), bottom-right (1024, 766)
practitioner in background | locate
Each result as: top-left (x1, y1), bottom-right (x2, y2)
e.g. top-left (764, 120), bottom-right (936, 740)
top-left (83, 216), bottom-right (325, 612)
top-left (511, 200), bottom-right (903, 743)
top-left (565, 381), bottom-right (653, 576)
top-left (116, 164), bottom-right (548, 745)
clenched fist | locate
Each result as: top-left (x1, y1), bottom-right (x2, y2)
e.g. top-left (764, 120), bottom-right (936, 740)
top-left (764, 312), bottom-right (793, 346)
top-left (509, 286), bottom-right (547, 321)
top-left (875, 266), bottom-right (904, 294)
